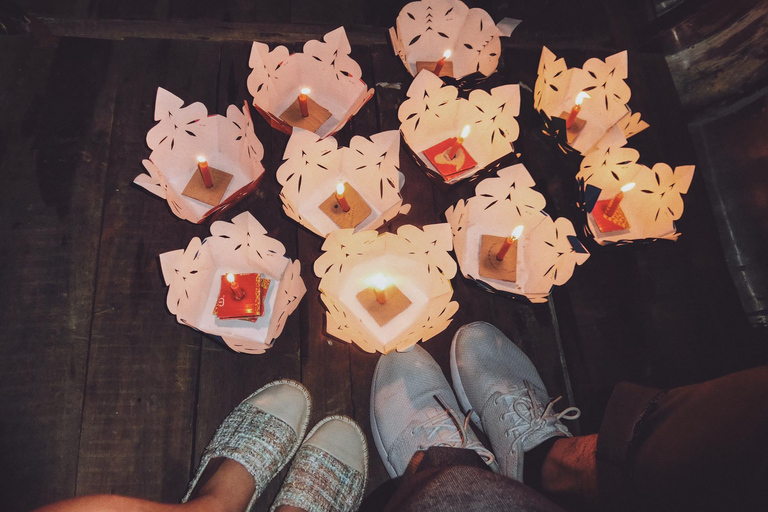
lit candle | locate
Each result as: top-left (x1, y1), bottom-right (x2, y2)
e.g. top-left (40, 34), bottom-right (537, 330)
top-left (496, 225), bottom-right (524, 261)
top-left (226, 273), bottom-right (246, 300)
top-left (605, 182), bottom-right (636, 217)
top-left (445, 125), bottom-right (471, 160)
top-left (434, 50), bottom-right (451, 76)
top-left (370, 273), bottom-right (390, 304)
top-left (565, 91), bottom-right (590, 129)
top-left (298, 87), bottom-right (310, 118)
top-left (336, 182), bottom-right (350, 212)
top-left (198, 156), bottom-right (213, 188)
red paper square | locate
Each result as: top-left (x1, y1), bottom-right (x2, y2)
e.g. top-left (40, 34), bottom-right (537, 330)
top-left (592, 199), bottom-right (630, 233)
top-left (423, 138), bottom-right (477, 180)
top-left (213, 273), bottom-right (262, 320)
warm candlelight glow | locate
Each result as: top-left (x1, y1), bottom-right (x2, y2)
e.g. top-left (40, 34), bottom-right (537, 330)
top-left (605, 182), bottom-right (635, 217)
top-left (335, 181), bottom-right (350, 212)
top-left (496, 225), bottom-right (523, 261)
top-left (369, 273), bottom-right (390, 304)
top-left (446, 125), bottom-right (471, 160)
top-left (433, 50), bottom-right (452, 76)
top-left (575, 91), bottom-right (590, 106)
top-left (566, 92), bottom-right (590, 130)
top-left (227, 272), bottom-right (245, 300)
top-left (197, 155), bottom-right (213, 188)
top-left (459, 124), bottom-right (471, 141)
top-left (621, 182), bottom-right (636, 192)
top-left (298, 87), bottom-right (310, 117)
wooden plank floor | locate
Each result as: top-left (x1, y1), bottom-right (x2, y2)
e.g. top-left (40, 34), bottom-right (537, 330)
top-left (1, 16), bottom-right (767, 512)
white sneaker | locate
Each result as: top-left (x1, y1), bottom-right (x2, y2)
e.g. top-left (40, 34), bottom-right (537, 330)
top-left (370, 344), bottom-right (497, 478)
top-left (450, 322), bottom-right (580, 482)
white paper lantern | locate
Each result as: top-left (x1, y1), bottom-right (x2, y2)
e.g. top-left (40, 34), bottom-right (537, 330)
top-left (314, 224), bottom-right (458, 354)
top-left (247, 27), bottom-right (374, 139)
top-left (577, 145), bottom-right (695, 244)
top-left (445, 164), bottom-right (589, 302)
top-left (135, 88), bottom-right (266, 223)
top-left (277, 129), bottom-right (410, 238)
top-left (534, 47), bottom-right (649, 156)
top-left (159, 212), bottom-right (305, 354)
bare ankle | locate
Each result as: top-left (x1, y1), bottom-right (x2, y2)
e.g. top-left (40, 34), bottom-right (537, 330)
top-left (540, 434), bottom-right (599, 508)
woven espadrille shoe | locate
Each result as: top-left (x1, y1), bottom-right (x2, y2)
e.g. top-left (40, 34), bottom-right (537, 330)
top-left (183, 379), bottom-right (312, 511)
top-left (270, 415), bottom-right (369, 512)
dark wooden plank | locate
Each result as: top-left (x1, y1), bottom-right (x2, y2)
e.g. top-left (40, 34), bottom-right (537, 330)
top-left (290, 0), bottom-right (368, 27)
top-left (192, 40), bottom-right (303, 512)
top-left (76, 39), bottom-right (220, 501)
top-left (170, 0), bottom-right (291, 23)
top-left (91, 0), bottom-right (172, 21)
top-left (0, 36), bottom-right (116, 512)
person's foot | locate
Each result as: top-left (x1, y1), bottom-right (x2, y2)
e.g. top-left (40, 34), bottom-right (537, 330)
top-left (450, 322), bottom-right (580, 482)
top-left (184, 379), bottom-right (312, 511)
top-left (271, 415), bottom-right (368, 512)
top-left (371, 344), bottom-right (496, 478)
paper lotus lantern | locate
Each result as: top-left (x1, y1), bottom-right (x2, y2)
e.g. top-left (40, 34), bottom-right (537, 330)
top-left (135, 88), bottom-right (266, 223)
top-left (159, 212), bottom-right (305, 354)
top-left (445, 164), bottom-right (589, 302)
top-left (247, 27), bottom-right (374, 139)
top-left (399, 70), bottom-right (520, 185)
top-left (314, 224), bottom-right (458, 354)
top-left (277, 129), bottom-right (410, 238)
top-left (534, 47), bottom-right (649, 156)
top-left (390, 0), bottom-right (519, 81)
top-left (577, 145), bottom-right (695, 245)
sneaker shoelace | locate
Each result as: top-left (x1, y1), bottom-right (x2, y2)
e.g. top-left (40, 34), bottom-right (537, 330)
top-left (411, 394), bottom-right (496, 467)
top-left (497, 381), bottom-right (581, 446)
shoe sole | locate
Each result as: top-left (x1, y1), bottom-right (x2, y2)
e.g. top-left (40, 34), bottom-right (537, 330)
top-left (450, 328), bottom-right (485, 434)
top-left (369, 357), bottom-right (402, 479)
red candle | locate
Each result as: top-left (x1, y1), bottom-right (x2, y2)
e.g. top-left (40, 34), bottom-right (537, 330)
top-left (227, 273), bottom-right (246, 300)
top-left (299, 87), bottom-right (310, 118)
top-left (336, 182), bottom-right (350, 212)
top-left (566, 91), bottom-right (590, 129)
top-left (434, 50), bottom-right (451, 76)
top-left (370, 274), bottom-right (389, 304)
top-left (605, 182), bottom-right (635, 217)
top-left (198, 156), bottom-right (213, 188)
top-left (496, 225), bottom-right (524, 261)
top-left (445, 125), bottom-right (471, 160)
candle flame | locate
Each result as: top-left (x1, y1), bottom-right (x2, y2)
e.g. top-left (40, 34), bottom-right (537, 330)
top-left (460, 124), bottom-right (471, 139)
top-left (621, 182), bottom-right (636, 192)
top-left (336, 182), bottom-right (345, 195)
top-left (575, 91), bottom-right (590, 105)
top-left (197, 156), bottom-right (207, 163)
top-left (226, 273), bottom-right (235, 283)
top-left (511, 225), bottom-right (524, 240)
top-left (301, 87), bottom-right (311, 95)
top-left (443, 50), bottom-right (452, 59)
top-left (368, 273), bottom-right (390, 292)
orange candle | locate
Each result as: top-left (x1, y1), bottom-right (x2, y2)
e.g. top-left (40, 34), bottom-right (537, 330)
top-left (434, 50), bottom-right (451, 76)
top-left (299, 87), bottom-right (310, 117)
top-left (446, 125), bottom-right (470, 160)
top-left (370, 274), bottom-right (389, 304)
top-left (496, 225), bottom-right (524, 261)
top-left (605, 182), bottom-right (636, 217)
top-left (227, 273), bottom-right (246, 300)
top-left (336, 182), bottom-right (350, 212)
top-left (198, 156), bottom-right (213, 188)
top-left (566, 91), bottom-right (590, 129)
